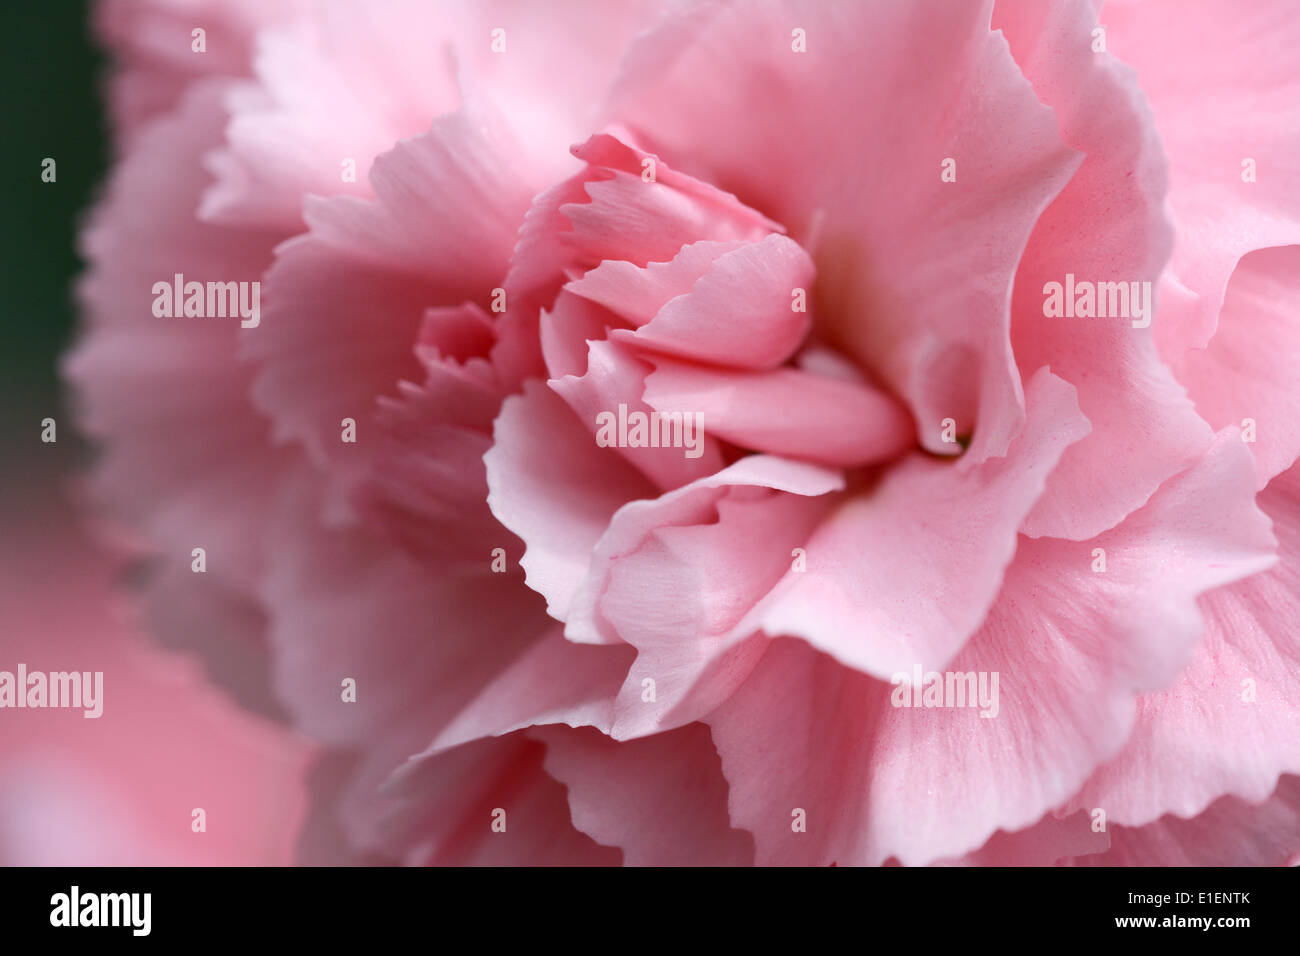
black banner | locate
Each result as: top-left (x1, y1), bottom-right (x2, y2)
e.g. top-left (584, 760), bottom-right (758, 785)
top-left (0, 865), bottom-right (1289, 943)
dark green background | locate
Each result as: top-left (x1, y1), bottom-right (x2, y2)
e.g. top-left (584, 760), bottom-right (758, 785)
top-left (2, 1), bottom-right (104, 476)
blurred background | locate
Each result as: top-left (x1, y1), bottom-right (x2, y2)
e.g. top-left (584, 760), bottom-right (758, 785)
top-left (1, 1), bottom-right (310, 866)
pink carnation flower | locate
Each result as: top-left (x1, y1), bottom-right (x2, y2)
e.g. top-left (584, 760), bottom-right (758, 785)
top-left (66, 0), bottom-right (1300, 865)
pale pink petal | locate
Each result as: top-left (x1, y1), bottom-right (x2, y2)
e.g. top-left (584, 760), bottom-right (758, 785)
top-left (201, 0), bottom-right (666, 231)
top-left (860, 429), bottom-right (1277, 864)
top-left (1069, 459), bottom-right (1300, 825)
top-left (503, 133), bottom-right (778, 308)
top-left (564, 239), bottom-right (744, 328)
top-left (95, 0), bottom-right (306, 143)
top-left (457, 1), bottom-right (667, 162)
top-left (495, 131), bottom-right (779, 387)
top-left (247, 101), bottom-right (539, 512)
top-left (199, 7), bottom-right (460, 231)
top-left (261, 480), bottom-right (546, 757)
top-left (485, 380), bottom-right (656, 623)
top-left (1104, 0), bottom-right (1300, 357)
top-left (1080, 776), bottom-right (1300, 867)
top-left (643, 357), bottom-right (914, 468)
top-left (64, 81), bottom-right (295, 594)
top-left (605, 489), bottom-right (836, 740)
top-left (557, 455), bottom-right (844, 739)
top-left (995, 0), bottom-right (1213, 539)
top-left (610, 0), bottom-right (1082, 463)
top-left (533, 724), bottom-right (754, 866)
top-left (564, 454), bottom-right (844, 649)
top-left (380, 734), bottom-right (622, 866)
top-left (709, 430), bottom-right (1274, 865)
top-left (427, 629), bottom-right (635, 753)
top-left (605, 235), bottom-right (814, 370)
top-left (564, 135), bottom-right (781, 270)
top-left (258, 457), bottom-right (561, 857)
top-left (948, 811), bottom-right (1109, 867)
top-left (539, 289), bottom-right (628, 380)
top-left (752, 368), bottom-right (1088, 679)
top-left (1174, 246), bottom-right (1300, 487)
top-left (352, 309), bottom-right (509, 564)
top-left (354, 412), bottom-right (500, 563)
top-left (704, 637), bottom-right (888, 866)
top-left (549, 340), bottom-right (726, 491)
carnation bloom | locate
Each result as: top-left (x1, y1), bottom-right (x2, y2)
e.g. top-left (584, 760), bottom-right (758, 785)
top-left (66, 0), bottom-right (1300, 865)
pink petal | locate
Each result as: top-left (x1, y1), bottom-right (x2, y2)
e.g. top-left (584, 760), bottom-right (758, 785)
top-left (1105, 0), bottom-right (1300, 358)
top-left (533, 724), bottom-right (754, 866)
top-left (948, 811), bottom-right (1109, 867)
top-left (1068, 459), bottom-right (1300, 825)
top-left (353, 311), bottom-right (509, 564)
top-left (605, 235), bottom-right (814, 370)
top-left (564, 239), bottom-right (745, 328)
top-left (65, 82), bottom-right (294, 595)
top-left (95, 0), bottom-right (305, 143)
top-left (1080, 776), bottom-right (1300, 867)
top-left (1174, 246), bottom-right (1300, 488)
top-left (610, 0), bottom-right (1082, 463)
top-left (261, 483), bottom-right (546, 758)
top-left (201, 0), bottom-right (665, 231)
top-left (704, 637), bottom-right (890, 866)
top-left (496, 131), bottom-right (779, 388)
top-left (995, 0), bottom-right (1214, 540)
top-left (605, 492), bottom-right (833, 740)
top-left (563, 135), bottom-right (781, 270)
top-left (295, 752), bottom-right (396, 865)
top-left (380, 734), bottom-right (621, 866)
top-left (708, 429), bottom-right (1274, 865)
top-left (752, 367), bottom-right (1088, 679)
top-left (247, 100), bottom-right (539, 512)
top-left (539, 289), bottom-right (629, 380)
top-left (565, 455), bottom-right (844, 649)
top-left (567, 454), bottom-right (844, 738)
top-left (485, 380), bottom-right (656, 623)
top-left (199, 6), bottom-right (461, 231)
top-left (426, 629), bottom-right (635, 753)
top-left (549, 339), bottom-right (727, 491)
top-left (504, 132), bottom-right (778, 309)
top-left (643, 357), bottom-right (915, 468)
